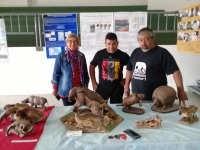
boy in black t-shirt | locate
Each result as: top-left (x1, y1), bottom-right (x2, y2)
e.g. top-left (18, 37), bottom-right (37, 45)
top-left (125, 27), bottom-right (187, 106)
top-left (90, 32), bottom-right (129, 104)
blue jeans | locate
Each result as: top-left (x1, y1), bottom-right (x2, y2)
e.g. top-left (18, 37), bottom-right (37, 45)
top-left (62, 97), bottom-right (76, 106)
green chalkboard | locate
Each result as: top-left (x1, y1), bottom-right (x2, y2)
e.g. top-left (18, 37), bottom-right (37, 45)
top-left (0, 6), bottom-right (177, 47)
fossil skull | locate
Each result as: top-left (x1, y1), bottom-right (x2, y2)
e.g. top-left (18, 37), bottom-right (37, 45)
top-left (136, 115), bottom-right (162, 128)
top-left (5, 119), bottom-right (34, 138)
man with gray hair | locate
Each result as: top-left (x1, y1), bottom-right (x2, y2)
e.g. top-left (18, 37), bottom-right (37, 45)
top-left (124, 27), bottom-right (187, 106)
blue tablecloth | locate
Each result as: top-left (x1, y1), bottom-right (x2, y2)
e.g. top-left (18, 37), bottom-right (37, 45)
top-left (34, 103), bottom-right (200, 150)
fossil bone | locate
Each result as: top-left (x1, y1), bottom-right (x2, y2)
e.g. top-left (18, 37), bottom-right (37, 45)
top-left (68, 87), bottom-right (117, 119)
top-left (0, 103), bottom-right (46, 125)
top-left (136, 115), bottom-right (162, 128)
top-left (116, 93), bottom-right (145, 109)
top-left (5, 119), bottom-right (34, 138)
top-left (22, 95), bottom-right (48, 109)
top-left (152, 86), bottom-right (176, 109)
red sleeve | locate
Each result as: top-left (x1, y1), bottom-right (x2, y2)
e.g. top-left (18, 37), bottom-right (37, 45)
top-left (53, 85), bottom-right (58, 90)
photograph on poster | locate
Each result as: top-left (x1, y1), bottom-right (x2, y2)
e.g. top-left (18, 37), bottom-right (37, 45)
top-left (65, 31), bottom-right (72, 37)
top-left (183, 10), bottom-right (189, 19)
top-left (49, 37), bottom-right (56, 41)
top-left (95, 23), bottom-right (112, 30)
top-left (191, 31), bottom-right (199, 41)
top-left (195, 6), bottom-right (198, 16)
top-left (178, 32), bottom-right (184, 40)
top-left (45, 33), bottom-right (51, 38)
top-left (197, 6), bottom-right (200, 16)
top-left (186, 21), bottom-right (193, 30)
top-left (178, 23), bottom-right (184, 30)
top-left (49, 47), bottom-right (62, 55)
top-left (100, 24), bottom-right (103, 29)
top-left (51, 31), bottom-right (55, 36)
top-left (188, 9), bottom-right (192, 17)
top-left (189, 8), bottom-right (195, 17)
top-left (115, 20), bottom-right (129, 32)
top-left (178, 10), bottom-right (183, 22)
top-left (103, 24), bottom-right (107, 29)
top-left (198, 34), bottom-right (200, 43)
top-left (183, 33), bottom-right (191, 42)
top-left (90, 24), bottom-right (95, 32)
top-left (197, 20), bottom-right (200, 29)
top-left (58, 32), bottom-right (64, 41)
top-left (192, 21), bottom-right (197, 30)
top-left (177, 3), bottom-right (200, 53)
top-left (183, 22), bottom-right (188, 30)
top-left (108, 24), bottom-right (111, 29)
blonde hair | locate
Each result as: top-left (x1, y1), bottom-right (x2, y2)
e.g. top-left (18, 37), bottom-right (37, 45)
top-left (66, 33), bottom-right (80, 45)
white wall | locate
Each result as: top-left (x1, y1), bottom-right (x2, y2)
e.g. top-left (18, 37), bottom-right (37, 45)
top-left (0, 0), bottom-right (28, 7)
top-left (0, 0), bottom-right (148, 7)
top-left (148, 0), bottom-right (200, 11)
top-left (0, 0), bottom-right (200, 95)
top-left (1, 0), bottom-right (199, 11)
top-left (1, 0), bottom-right (199, 9)
top-left (0, 46), bottom-right (200, 96)
top-left (28, 0), bottom-right (148, 6)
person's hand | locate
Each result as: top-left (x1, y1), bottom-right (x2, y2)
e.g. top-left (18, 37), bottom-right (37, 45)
top-left (178, 90), bottom-right (188, 106)
top-left (52, 90), bottom-right (58, 97)
top-left (92, 82), bottom-right (98, 92)
top-left (120, 78), bottom-right (125, 86)
top-left (124, 86), bottom-right (130, 96)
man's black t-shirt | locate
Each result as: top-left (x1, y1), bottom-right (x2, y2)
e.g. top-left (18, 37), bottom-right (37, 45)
top-left (127, 45), bottom-right (179, 100)
top-left (90, 49), bottom-right (130, 87)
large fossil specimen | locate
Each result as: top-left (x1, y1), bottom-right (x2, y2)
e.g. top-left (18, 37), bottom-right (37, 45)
top-left (5, 119), bottom-right (34, 138)
top-left (0, 103), bottom-right (46, 125)
top-left (68, 87), bottom-right (117, 119)
top-left (152, 86), bottom-right (176, 109)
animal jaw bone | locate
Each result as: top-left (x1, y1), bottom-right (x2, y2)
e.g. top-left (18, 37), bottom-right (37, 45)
top-left (136, 115), bottom-right (162, 128)
top-left (5, 119), bottom-right (34, 138)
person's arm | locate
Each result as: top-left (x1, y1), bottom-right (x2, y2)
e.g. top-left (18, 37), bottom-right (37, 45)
top-left (51, 53), bottom-right (62, 97)
top-left (173, 70), bottom-right (188, 106)
top-left (120, 53), bottom-right (130, 86)
top-left (124, 70), bottom-right (132, 96)
top-left (52, 85), bottom-right (58, 97)
top-left (82, 54), bottom-right (90, 87)
top-left (89, 65), bottom-right (98, 91)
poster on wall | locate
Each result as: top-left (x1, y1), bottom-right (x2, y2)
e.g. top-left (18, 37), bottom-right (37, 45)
top-left (80, 13), bottom-right (113, 54)
top-left (79, 12), bottom-right (147, 55)
top-left (177, 3), bottom-right (200, 54)
top-left (0, 19), bottom-right (9, 63)
top-left (114, 12), bottom-right (147, 54)
top-left (43, 13), bottom-right (78, 58)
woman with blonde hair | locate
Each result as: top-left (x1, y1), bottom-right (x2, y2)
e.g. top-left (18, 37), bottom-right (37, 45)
top-left (51, 33), bottom-right (89, 106)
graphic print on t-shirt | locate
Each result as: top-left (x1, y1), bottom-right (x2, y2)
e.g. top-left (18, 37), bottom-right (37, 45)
top-left (132, 62), bottom-right (146, 80)
top-left (102, 59), bottom-right (120, 81)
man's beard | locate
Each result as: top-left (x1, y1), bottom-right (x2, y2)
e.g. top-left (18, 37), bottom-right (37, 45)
top-left (141, 48), bottom-right (150, 52)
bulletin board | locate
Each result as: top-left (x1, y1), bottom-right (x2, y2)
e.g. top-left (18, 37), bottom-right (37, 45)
top-left (177, 3), bottom-right (200, 54)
